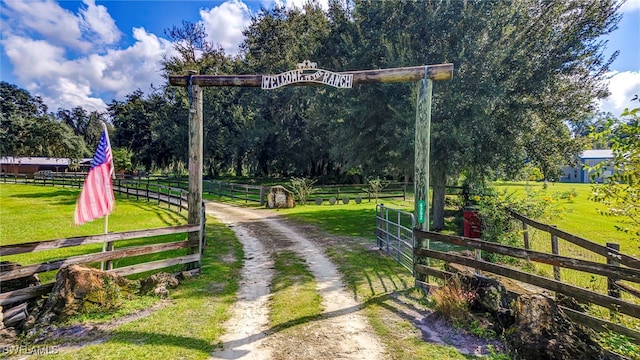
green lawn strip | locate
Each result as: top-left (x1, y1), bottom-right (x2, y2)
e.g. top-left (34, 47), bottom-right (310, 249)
top-left (31, 217), bottom-right (243, 360)
top-left (0, 184), bottom-right (187, 244)
top-left (269, 251), bottom-right (323, 330)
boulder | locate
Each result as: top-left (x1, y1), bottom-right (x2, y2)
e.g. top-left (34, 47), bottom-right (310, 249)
top-left (33, 265), bottom-right (136, 324)
top-left (506, 294), bottom-right (605, 360)
top-left (140, 272), bottom-right (180, 298)
top-left (267, 186), bottom-right (295, 209)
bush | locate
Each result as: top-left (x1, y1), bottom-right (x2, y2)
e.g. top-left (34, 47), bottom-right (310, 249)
top-left (288, 177), bottom-right (317, 205)
top-left (475, 186), bottom-right (564, 258)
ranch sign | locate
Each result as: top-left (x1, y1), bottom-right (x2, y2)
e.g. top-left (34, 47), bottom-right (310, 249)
top-left (261, 60), bottom-right (353, 90)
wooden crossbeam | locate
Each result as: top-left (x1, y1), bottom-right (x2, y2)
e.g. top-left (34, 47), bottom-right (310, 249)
top-left (169, 63), bottom-right (454, 87)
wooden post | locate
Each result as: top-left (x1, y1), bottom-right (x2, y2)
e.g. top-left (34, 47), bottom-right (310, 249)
top-left (551, 226), bottom-right (560, 282)
top-left (523, 222), bottom-right (530, 250)
top-left (607, 243), bottom-right (621, 299)
top-left (187, 71), bottom-right (203, 269)
top-left (414, 74), bottom-right (433, 283)
top-left (260, 186), bottom-right (265, 207)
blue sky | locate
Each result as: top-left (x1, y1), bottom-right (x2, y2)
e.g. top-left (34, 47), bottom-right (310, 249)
top-left (1, 0), bottom-right (638, 115)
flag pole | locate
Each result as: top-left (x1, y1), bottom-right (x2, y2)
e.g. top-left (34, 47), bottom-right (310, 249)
top-left (102, 122), bottom-right (115, 270)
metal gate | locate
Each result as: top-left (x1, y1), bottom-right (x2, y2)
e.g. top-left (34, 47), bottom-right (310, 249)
top-left (375, 204), bottom-right (416, 274)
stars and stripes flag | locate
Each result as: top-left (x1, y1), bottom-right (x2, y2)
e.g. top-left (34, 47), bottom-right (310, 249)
top-left (74, 126), bottom-right (115, 225)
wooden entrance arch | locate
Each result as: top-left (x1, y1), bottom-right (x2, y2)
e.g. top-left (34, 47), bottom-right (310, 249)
top-left (169, 62), bottom-right (453, 263)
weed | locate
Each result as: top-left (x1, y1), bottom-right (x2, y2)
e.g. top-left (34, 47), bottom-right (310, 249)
top-left (597, 331), bottom-right (640, 360)
top-left (430, 276), bottom-right (476, 325)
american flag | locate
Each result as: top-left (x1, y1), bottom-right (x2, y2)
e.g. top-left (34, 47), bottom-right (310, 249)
top-left (74, 128), bottom-right (115, 225)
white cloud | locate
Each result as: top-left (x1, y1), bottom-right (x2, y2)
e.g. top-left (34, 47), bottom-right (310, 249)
top-left (1, 0), bottom-right (89, 51)
top-left (599, 71), bottom-right (640, 115)
top-left (78, 0), bottom-right (122, 45)
top-left (200, 0), bottom-right (252, 55)
top-left (1, 0), bottom-right (120, 53)
top-left (621, 0), bottom-right (640, 13)
top-left (1, 27), bottom-right (173, 112)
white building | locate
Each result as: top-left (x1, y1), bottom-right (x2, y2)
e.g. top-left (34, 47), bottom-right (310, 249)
top-left (560, 149), bottom-right (614, 183)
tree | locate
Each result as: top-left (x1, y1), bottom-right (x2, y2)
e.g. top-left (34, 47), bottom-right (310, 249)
top-left (590, 98), bottom-right (640, 239)
top-left (0, 82), bottom-right (88, 159)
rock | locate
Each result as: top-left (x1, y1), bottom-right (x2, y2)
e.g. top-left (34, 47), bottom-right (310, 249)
top-left (153, 285), bottom-right (169, 299)
top-left (179, 271), bottom-right (192, 281)
top-left (140, 272), bottom-right (180, 297)
top-left (267, 186), bottom-right (295, 208)
top-left (506, 294), bottom-right (605, 360)
top-left (33, 265), bottom-right (136, 324)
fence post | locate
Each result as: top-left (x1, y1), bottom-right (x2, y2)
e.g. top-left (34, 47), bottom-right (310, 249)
top-left (260, 186), bottom-right (265, 207)
top-left (146, 183), bottom-right (150, 202)
top-left (607, 243), bottom-right (621, 299)
top-left (551, 226), bottom-right (560, 282)
top-left (201, 201), bottom-right (206, 253)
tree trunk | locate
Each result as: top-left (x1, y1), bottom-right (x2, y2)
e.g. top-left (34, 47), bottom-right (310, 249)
top-left (431, 165), bottom-right (446, 231)
top-left (235, 152), bottom-right (243, 177)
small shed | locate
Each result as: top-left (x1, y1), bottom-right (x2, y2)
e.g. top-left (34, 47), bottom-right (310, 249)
top-left (560, 149), bottom-right (613, 183)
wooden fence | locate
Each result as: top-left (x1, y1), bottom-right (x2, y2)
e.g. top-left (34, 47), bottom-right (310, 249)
top-left (413, 219), bottom-right (640, 343)
top-left (0, 176), bottom-right (205, 309)
top-left (0, 224), bottom-right (202, 307)
top-left (1, 173), bottom-right (415, 205)
top-left (204, 180), bottom-right (266, 205)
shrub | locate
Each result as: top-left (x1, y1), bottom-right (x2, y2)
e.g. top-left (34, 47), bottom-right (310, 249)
top-left (365, 176), bottom-right (390, 203)
top-left (288, 177), bottom-right (317, 205)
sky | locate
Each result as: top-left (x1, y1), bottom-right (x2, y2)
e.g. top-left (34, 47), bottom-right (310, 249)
top-left (0, 0), bottom-right (638, 116)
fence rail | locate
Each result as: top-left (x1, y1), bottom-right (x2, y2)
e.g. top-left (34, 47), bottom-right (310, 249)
top-left (0, 224), bottom-right (202, 306)
top-left (204, 180), bottom-right (265, 205)
top-left (0, 177), bottom-right (205, 308)
top-left (413, 229), bottom-right (640, 343)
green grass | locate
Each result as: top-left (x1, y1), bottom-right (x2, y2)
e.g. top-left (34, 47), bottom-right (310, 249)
top-left (30, 216), bottom-right (243, 360)
top-left (493, 181), bottom-right (637, 256)
top-left (269, 251), bottom-right (323, 328)
top-left (0, 184), bottom-right (187, 243)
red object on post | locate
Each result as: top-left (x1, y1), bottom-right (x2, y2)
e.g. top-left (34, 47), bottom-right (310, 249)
top-left (463, 208), bottom-right (482, 238)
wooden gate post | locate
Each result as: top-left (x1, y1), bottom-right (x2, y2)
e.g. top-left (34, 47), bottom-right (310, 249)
top-left (187, 71), bottom-right (203, 269)
top-left (414, 71), bottom-right (433, 283)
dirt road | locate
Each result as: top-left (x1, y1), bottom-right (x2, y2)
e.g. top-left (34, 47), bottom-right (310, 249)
top-left (206, 202), bottom-right (386, 360)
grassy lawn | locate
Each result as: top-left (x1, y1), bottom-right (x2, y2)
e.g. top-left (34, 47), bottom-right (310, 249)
top-left (493, 181), bottom-right (638, 257)
top-left (4, 182), bottom-right (634, 359)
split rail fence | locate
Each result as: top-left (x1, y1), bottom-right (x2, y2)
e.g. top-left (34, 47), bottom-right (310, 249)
top-left (0, 176), bottom-right (205, 308)
top-left (412, 210), bottom-right (640, 343)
